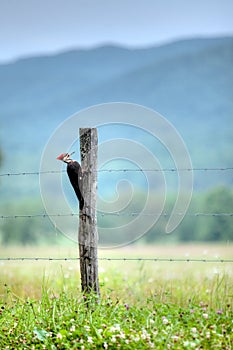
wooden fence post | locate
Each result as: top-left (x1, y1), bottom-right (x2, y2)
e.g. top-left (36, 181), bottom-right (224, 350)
top-left (79, 128), bottom-right (100, 296)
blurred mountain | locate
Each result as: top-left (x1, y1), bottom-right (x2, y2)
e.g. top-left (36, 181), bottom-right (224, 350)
top-left (0, 37), bottom-right (232, 198)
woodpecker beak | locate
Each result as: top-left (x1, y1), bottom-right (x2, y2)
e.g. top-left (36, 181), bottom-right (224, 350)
top-left (56, 151), bottom-right (75, 161)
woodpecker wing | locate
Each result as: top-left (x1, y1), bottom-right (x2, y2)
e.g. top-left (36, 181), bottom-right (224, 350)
top-left (66, 161), bottom-right (84, 210)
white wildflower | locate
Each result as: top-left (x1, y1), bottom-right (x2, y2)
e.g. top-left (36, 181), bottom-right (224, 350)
top-left (70, 325), bottom-right (75, 332)
top-left (87, 336), bottom-right (93, 344)
top-left (141, 333), bottom-right (146, 340)
top-left (119, 331), bottom-right (125, 339)
top-left (111, 336), bottom-right (116, 343)
top-left (109, 324), bottom-right (120, 332)
top-left (115, 324), bottom-right (121, 331)
top-left (141, 329), bottom-right (150, 340)
top-left (172, 335), bottom-right (179, 342)
top-left (184, 341), bottom-right (196, 348)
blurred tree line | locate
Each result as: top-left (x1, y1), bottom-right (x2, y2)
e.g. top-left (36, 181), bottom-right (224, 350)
top-left (144, 186), bottom-right (233, 243)
top-left (0, 200), bottom-right (57, 245)
top-left (0, 186), bottom-right (232, 245)
top-left (98, 186), bottom-right (233, 245)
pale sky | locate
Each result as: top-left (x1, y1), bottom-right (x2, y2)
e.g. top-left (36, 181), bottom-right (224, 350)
top-left (0, 0), bottom-right (233, 63)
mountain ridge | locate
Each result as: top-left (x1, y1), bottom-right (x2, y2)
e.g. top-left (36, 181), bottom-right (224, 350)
top-left (0, 37), bottom-right (232, 198)
top-left (1, 36), bottom-right (232, 66)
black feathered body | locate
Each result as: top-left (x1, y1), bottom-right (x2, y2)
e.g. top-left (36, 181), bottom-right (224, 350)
top-left (66, 160), bottom-right (84, 210)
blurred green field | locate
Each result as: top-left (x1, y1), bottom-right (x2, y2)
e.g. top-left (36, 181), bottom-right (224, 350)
top-left (0, 244), bottom-right (232, 306)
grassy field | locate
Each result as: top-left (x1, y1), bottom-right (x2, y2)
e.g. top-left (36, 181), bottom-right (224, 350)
top-left (0, 244), bottom-right (232, 349)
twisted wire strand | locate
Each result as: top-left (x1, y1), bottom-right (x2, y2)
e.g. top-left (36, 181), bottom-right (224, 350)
top-left (0, 167), bottom-right (233, 177)
top-left (0, 257), bottom-right (232, 263)
top-left (0, 212), bottom-right (233, 219)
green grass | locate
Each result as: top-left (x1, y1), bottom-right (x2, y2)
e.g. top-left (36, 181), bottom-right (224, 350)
top-left (0, 244), bottom-right (232, 349)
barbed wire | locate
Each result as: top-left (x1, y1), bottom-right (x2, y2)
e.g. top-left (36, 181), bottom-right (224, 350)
top-left (98, 212), bottom-right (233, 217)
top-left (1, 168), bottom-right (232, 264)
top-left (0, 167), bottom-right (233, 177)
top-left (0, 257), bottom-right (232, 263)
top-left (0, 212), bottom-right (233, 220)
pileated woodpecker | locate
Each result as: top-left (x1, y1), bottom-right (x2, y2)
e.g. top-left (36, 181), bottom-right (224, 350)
top-left (56, 152), bottom-right (84, 210)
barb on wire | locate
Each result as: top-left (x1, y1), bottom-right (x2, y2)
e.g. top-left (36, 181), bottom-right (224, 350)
top-left (0, 167), bottom-right (233, 177)
top-left (0, 212), bottom-right (233, 220)
top-left (0, 257), bottom-right (232, 263)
